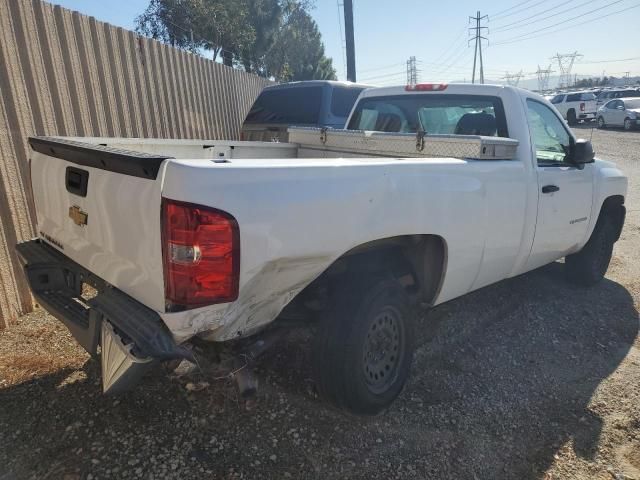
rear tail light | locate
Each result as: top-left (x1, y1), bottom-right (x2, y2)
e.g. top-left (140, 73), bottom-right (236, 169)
top-left (240, 131), bottom-right (245, 141)
top-left (162, 198), bottom-right (239, 311)
top-left (580, 102), bottom-right (585, 111)
top-left (405, 83), bottom-right (448, 91)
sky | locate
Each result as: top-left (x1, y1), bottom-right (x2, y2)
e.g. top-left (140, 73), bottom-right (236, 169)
top-left (51, 0), bottom-right (640, 88)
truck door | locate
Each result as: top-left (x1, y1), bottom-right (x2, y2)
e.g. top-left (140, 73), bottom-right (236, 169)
top-left (525, 98), bottom-right (594, 270)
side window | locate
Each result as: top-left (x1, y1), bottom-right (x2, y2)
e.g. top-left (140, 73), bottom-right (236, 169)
top-left (526, 99), bottom-right (571, 165)
top-left (566, 93), bottom-right (581, 102)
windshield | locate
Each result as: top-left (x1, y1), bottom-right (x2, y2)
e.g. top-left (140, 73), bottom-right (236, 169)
top-left (244, 86), bottom-right (323, 124)
top-left (347, 94), bottom-right (508, 137)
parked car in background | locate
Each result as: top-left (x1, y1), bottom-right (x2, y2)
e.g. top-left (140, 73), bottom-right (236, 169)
top-left (597, 97), bottom-right (640, 130)
top-left (241, 80), bottom-right (371, 142)
top-left (549, 91), bottom-right (597, 125)
top-left (596, 89), bottom-right (639, 108)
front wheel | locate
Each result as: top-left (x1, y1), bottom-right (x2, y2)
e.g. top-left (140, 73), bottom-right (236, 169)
top-left (312, 277), bottom-right (415, 415)
top-left (565, 216), bottom-right (616, 286)
top-left (597, 116), bottom-right (605, 129)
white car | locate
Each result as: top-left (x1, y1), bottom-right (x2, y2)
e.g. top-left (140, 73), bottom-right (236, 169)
top-left (549, 91), bottom-right (598, 125)
top-left (597, 97), bottom-right (640, 131)
top-left (18, 84), bottom-right (627, 414)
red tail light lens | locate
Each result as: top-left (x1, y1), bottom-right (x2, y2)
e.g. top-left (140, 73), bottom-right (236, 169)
top-left (405, 83), bottom-right (448, 91)
top-left (580, 102), bottom-right (585, 111)
top-left (162, 198), bottom-right (239, 310)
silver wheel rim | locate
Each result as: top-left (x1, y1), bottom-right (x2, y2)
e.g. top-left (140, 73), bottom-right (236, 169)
top-left (362, 307), bottom-right (404, 394)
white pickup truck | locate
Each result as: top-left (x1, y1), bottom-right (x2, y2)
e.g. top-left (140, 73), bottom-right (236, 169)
top-left (18, 84), bottom-right (627, 415)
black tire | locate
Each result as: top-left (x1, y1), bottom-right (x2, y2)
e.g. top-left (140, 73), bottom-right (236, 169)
top-left (312, 277), bottom-right (415, 415)
top-left (597, 116), bottom-right (605, 129)
top-left (623, 118), bottom-right (632, 131)
top-left (565, 215), bottom-right (616, 286)
top-left (567, 109), bottom-right (577, 126)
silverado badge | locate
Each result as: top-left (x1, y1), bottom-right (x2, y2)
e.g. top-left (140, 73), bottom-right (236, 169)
top-left (69, 205), bottom-right (88, 226)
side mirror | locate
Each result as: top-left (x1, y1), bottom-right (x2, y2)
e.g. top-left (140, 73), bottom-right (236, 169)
top-left (570, 138), bottom-right (595, 165)
top-left (617, 105), bottom-right (625, 110)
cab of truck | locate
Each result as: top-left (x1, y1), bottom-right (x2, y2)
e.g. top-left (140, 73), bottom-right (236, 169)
top-left (241, 80), bottom-right (371, 142)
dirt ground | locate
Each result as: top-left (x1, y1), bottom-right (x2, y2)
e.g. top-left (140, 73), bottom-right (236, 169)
top-left (0, 126), bottom-right (639, 480)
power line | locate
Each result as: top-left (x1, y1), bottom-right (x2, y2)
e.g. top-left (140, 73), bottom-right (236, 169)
top-left (491, 2), bottom-right (640, 46)
top-left (491, 0), bottom-right (591, 32)
top-left (491, 0), bottom-right (551, 20)
top-left (578, 56), bottom-right (640, 64)
top-left (357, 62), bottom-right (405, 74)
top-left (491, 0), bottom-right (539, 18)
top-left (359, 70), bottom-right (406, 82)
top-left (430, 27), bottom-right (468, 65)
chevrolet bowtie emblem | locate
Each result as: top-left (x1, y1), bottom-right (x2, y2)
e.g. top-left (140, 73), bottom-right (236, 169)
top-left (69, 205), bottom-right (88, 226)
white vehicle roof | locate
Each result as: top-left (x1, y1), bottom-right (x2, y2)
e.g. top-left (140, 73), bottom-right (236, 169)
top-left (357, 83), bottom-right (525, 99)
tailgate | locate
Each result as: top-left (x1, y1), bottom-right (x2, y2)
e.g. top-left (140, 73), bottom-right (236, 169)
top-left (28, 137), bottom-right (170, 312)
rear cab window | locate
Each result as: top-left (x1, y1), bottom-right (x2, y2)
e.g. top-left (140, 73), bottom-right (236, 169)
top-left (330, 86), bottom-right (365, 117)
top-left (347, 94), bottom-right (509, 137)
top-left (244, 86), bottom-right (323, 125)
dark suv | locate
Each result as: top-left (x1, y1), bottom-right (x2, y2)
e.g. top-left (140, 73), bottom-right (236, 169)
top-left (241, 81), bottom-right (370, 142)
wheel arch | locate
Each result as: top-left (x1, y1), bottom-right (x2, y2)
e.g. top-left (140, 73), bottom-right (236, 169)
top-left (294, 234), bottom-right (448, 310)
top-left (598, 195), bottom-right (626, 241)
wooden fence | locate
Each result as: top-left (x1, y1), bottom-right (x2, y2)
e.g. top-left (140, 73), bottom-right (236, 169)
top-left (0, 0), bottom-right (270, 327)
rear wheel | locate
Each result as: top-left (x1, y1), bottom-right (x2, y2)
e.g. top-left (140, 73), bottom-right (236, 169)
top-left (567, 109), bottom-right (577, 126)
top-left (565, 215), bottom-right (616, 286)
top-left (312, 277), bottom-right (415, 415)
top-left (597, 116), bottom-right (605, 129)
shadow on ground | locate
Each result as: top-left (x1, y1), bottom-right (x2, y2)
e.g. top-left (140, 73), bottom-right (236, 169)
top-left (0, 262), bottom-right (638, 479)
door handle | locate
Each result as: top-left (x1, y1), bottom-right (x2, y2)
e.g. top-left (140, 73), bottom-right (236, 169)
top-left (541, 185), bottom-right (559, 194)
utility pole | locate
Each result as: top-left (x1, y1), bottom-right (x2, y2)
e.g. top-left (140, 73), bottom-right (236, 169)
top-left (343, 0), bottom-right (356, 82)
top-left (535, 65), bottom-right (554, 92)
top-left (623, 71), bottom-right (630, 84)
top-left (469, 11), bottom-right (488, 84)
top-left (551, 52), bottom-right (582, 88)
top-left (406, 56), bottom-right (418, 86)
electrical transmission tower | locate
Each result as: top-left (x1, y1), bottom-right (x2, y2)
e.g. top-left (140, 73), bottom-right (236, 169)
top-left (535, 65), bottom-right (554, 92)
top-left (551, 52), bottom-right (582, 88)
top-left (469, 11), bottom-right (488, 84)
top-left (503, 70), bottom-right (524, 87)
top-left (406, 56), bottom-right (418, 86)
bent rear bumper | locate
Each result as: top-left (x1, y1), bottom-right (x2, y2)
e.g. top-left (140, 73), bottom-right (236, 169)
top-left (16, 239), bottom-right (193, 392)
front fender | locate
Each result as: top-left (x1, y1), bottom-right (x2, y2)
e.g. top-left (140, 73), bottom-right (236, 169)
top-left (584, 159), bottom-right (628, 243)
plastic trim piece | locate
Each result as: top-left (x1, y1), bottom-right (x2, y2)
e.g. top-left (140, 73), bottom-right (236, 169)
top-left (28, 136), bottom-right (173, 180)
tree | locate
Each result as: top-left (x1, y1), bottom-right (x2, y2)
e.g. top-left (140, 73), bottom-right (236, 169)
top-left (136, 0), bottom-right (256, 65)
top-left (135, 0), bottom-right (336, 80)
top-left (265, 2), bottom-right (336, 81)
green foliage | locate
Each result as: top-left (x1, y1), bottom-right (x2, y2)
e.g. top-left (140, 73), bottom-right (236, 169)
top-left (135, 0), bottom-right (336, 81)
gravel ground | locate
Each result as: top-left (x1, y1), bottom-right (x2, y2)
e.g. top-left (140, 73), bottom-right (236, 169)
top-left (1, 127), bottom-right (639, 480)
